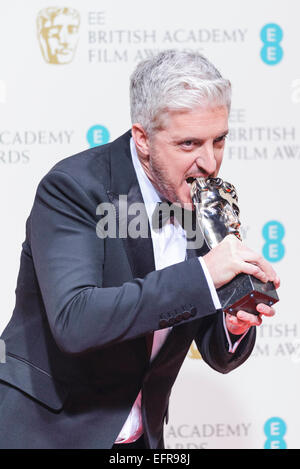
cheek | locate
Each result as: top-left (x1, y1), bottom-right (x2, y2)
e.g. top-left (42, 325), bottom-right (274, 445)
top-left (163, 157), bottom-right (189, 184)
top-left (48, 38), bottom-right (59, 49)
top-left (176, 155), bottom-right (195, 178)
top-left (215, 150), bottom-right (225, 172)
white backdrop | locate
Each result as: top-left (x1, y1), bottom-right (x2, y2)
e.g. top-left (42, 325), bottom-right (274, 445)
top-left (0, 0), bottom-right (299, 449)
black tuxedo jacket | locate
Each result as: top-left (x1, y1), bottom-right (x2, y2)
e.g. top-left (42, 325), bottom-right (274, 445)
top-left (0, 130), bottom-right (255, 448)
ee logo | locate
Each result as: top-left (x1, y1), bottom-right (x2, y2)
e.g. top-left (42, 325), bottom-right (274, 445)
top-left (260, 23), bottom-right (283, 65)
top-left (262, 221), bottom-right (285, 262)
top-left (264, 417), bottom-right (287, 449)
top-left (87, 125), bottom-right (110, 148)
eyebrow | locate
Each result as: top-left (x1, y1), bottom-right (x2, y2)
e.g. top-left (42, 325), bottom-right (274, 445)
top-left (215, 130), bottom-right (229, 139)
top-left (175, 129), bottom-right (229, 142)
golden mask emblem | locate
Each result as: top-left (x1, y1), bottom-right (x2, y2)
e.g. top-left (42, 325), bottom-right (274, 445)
top-left (37, 7), bottom-right (80, 64)
top-left (188, 341), bottom-right (202, 360)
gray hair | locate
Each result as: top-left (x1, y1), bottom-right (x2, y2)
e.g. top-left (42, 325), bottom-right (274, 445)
top-left (130, 49), bottom-right (231, 134)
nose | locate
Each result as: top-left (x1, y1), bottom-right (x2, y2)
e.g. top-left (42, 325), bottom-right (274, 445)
top-left (58, 26), bottom-right (69, 46)
top-left (195, 144), bottom-right (217, 176)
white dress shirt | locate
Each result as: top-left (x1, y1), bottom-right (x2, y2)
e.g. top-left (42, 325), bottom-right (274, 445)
top-left (115, 138), bottom-right (248, 443)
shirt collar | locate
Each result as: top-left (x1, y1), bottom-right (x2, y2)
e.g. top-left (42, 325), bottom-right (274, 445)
top-left (130, 137), bottom-right (162, 221)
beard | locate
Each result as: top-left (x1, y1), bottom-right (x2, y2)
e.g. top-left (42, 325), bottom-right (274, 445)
top-left (149, 151), bottom-right (180, 204)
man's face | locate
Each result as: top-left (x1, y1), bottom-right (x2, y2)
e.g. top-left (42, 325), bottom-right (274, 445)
top-left (137, 105), bottom-right (229, 209)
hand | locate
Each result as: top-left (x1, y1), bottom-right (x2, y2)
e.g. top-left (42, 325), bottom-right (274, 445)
top-left (225, 303), bottom-right (276, 335)
top-left (203, 234), bottom-right (280, 289)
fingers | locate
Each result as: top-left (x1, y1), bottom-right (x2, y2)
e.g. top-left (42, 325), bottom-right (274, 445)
top-left (239, 247), bottom-right (278, 284)
top-left (226, 304), bottom-right (276, 335)
top-left (203, 234), bottom-right (280, 290)
top-left (225, 311), bottom-right (260, 335)
top-left (238, 304), bottom-right (275, 320)
top-left (256, 303), bottom-right (276, 317)
top-left (236, 304), bottom-right (275, 325)
top-left (235, 311), bottom-right (262, 327)
top-left (273, 276), bottom-right (281, 289)
top-left (232, 240), bottom-right (280, 287)
top-left (239, 262), bottom-right (269, 283)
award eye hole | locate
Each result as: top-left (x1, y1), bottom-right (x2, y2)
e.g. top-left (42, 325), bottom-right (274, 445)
top-left (209, 201), bottom-right (223, 211)
top-left (232, 204), bottom-right (240, 216)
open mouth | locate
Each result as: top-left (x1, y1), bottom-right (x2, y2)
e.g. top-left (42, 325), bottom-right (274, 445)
top-left (185, 177), bottom-right (196, 185)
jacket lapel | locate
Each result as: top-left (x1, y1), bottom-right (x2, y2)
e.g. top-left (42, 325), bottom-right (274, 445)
top-left (105, 131), bottom-right (207, 365)
top-left (106, 130), bottom-right (155, 279)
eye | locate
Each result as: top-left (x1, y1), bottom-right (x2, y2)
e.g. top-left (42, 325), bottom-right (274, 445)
top-left (48, 26), bottom-right (61, 38)
top-left (209, 201), bottom-right (223, 211)
top-left (179, 140), bottom-right (197, 150)
top-left (214, 134), bottom-right (228, 144)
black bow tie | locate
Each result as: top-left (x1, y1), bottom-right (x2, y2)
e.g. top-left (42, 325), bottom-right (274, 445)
top-left (152, 201), bottom-right (196, 231)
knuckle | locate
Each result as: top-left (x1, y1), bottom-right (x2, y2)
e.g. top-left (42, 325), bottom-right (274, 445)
top-left (252, 265), bottom-right (261, 274)
top-left (232, 258), bottom-right (241, 271)
top-left (256, 254), bottom-right (263, 263)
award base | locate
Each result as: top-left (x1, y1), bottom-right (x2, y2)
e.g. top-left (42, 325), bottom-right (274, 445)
top-left (217, 273), bottom-right (279, 316)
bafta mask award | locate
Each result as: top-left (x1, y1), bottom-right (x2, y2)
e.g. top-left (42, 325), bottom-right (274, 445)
top-left (190, 177), bottom-right (279, 316)
top-left (37, 7), bottom-right (80, 65)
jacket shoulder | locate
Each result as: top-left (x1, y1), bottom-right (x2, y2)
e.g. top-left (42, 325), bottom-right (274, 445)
top-left (38, 130), bottom-right (132, 201)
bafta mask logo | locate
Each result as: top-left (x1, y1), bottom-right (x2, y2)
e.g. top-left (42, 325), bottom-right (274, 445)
top-left (37, 7), bottom-right (80, 64)
top-left (188, 341), bottom-right (202, 360)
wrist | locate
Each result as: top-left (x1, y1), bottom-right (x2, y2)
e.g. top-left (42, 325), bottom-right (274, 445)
top-left (225, 313), bottom-right (250, 336)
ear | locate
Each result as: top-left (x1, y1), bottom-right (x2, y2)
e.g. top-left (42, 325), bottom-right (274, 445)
top-left (131, 124), bottom-right (150, 160)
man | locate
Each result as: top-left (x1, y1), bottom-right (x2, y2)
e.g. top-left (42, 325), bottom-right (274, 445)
top-left (0, 50), bottom-right (279, 449)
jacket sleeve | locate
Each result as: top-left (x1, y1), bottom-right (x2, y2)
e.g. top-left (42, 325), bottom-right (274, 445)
top-left (194, 310), bottom-right (256, 374)
top-left (30, 169), bottom-right (218, 355)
